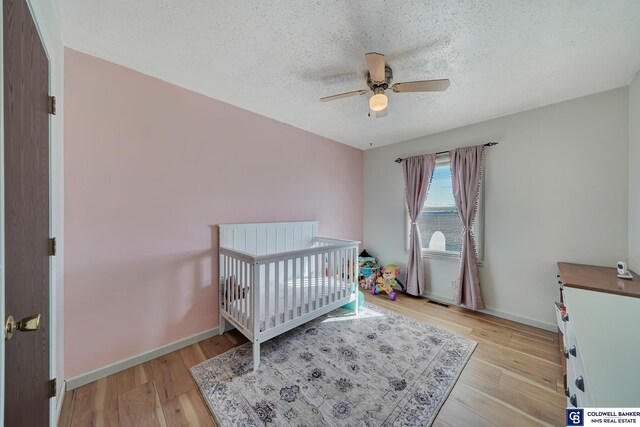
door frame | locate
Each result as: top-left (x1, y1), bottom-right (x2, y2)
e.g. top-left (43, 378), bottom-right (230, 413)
top-left (0, 1), bottom-right (64, 425)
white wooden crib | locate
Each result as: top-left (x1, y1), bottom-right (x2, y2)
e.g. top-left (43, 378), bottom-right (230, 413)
top-left (218, 221), bottom-right (359, 370)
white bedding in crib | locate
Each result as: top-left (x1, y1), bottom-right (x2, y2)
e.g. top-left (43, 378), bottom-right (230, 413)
top-left (230, 278), bottom-right (350, 331)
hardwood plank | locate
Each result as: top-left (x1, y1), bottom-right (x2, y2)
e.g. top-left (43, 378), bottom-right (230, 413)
top-left (198, 334), bottom-right (239, 360)
top-left (461, 362), bottom-right (564, 426)
top-left (145, 351), bottom-right (196, 404)
top-left (448, 383), bottom-right (547, 427)
top-left (499, 372), bottom-right (567, 414)
top-left (58, 390), bottom-right (75, 427)
top-left (462, 357), bottom-right (502, 385)
top-left (473, 341), bottom-right (562, 392)
top-left (434, 398), bottom-right (498, 427)
top-left (513, 329), bottom-right (557, 346)
top-left (118, 381), bottom-right (167, 427)
top-left (117, 364), bottom-right (150, 395)
top-left (179, 343), bottom-right (208, 369)
top-left (162, 388), bottom-right (216, 427)
top-left (470, 324), bottom-right (513, 347)
top-left (509, 332), bottom-right (562, 365)
top-left (70, 376), bottom-right (119, 427)
top-left (224, 329), bottom-right (249, 346)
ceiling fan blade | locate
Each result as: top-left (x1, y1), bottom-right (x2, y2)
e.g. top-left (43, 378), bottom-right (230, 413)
top-left (391, 79), bottom-right (450, 93)
top-left (375, 107), bottom-right (388, 118)
top-left (320, 89), bottom-right (369, 102)
top-left (365, 52), bottom-right (385, 83)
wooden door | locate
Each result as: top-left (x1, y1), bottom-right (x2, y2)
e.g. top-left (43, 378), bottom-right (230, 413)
top-left (3, 0), bottom-right (51, 425)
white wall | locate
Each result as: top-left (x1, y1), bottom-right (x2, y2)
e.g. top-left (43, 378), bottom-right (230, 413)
top-left (364, 88), bottom-right (629, 328)
top-left (629, 72), bottom-right (640, 272)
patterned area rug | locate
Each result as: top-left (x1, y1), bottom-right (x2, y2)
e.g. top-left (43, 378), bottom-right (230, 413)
top-left (191, 303), bottom-right (477, 426)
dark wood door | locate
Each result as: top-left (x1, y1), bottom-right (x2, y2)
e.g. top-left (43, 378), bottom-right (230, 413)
top-left (4, 0), bottom-right (51, 425)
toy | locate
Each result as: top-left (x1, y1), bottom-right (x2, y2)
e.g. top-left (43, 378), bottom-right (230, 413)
top-left (358, 249), bottom-right (381, 290)
top-left (373, 264), bottom-right (401, 301)
top-left (342, 289), bottom-right (365, 311)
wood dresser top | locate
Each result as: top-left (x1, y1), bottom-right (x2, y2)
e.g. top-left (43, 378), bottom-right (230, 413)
top-left (558, 262), bottom-right (640, 298)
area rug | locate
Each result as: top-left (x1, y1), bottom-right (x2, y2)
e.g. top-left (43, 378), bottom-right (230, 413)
top-left (191, 303), bottom-right (477, 426)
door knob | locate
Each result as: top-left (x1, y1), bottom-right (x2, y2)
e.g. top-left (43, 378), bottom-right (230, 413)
top-left (5, 313), bottom-right (41, 341)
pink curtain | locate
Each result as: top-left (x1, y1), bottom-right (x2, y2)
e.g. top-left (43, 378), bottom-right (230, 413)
top-left (402, 154), bottom-right (436, 296)
top-left (450, 146), bottom-right (484, 310)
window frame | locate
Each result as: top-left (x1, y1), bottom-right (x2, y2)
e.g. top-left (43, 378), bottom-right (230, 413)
top-left (404, 153), bottom-right (484, 262)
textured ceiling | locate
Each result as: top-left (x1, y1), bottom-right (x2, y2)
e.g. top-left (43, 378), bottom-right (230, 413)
top-left (56, 1), bottom-right (640, 150)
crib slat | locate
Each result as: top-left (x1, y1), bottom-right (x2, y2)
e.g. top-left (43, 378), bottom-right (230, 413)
top-left (233, 258), bottom-right (237, 317)
top-left (346, 249), bottom-right (350, 299)
top-left (275, 261), bottom-right (280, 327)
top-left (284, 259), bottom-right (289, 322)
top-left (225, 256), bottom-right (230, 315)
top-left (305, 255), bottom-right (311, 313)
top-left (337, 250), bottom-right (343, 300)
top-left (342, 249), bottom-right (346, 299)
top-left (292, 257), bottom-right (298, 319)
top-left (321, 253), bottom-right (326, 307)
top-left (253, 263), bottom-right (260, 335)
top-left (240, 261), bottom-right (244, 328)
top-left (243, 261), bottom-right (248, 328)
top-left (247, 261), bottom-right (252, 328)
top-left (265, 263), bottom-right (270, 330)
top-left (329, 250), bottom-right (334, 303)
top-left (231, 258), bottom-right (235, 320)
top-left (336, 250), bottom-right (342, 301)
top-left (313, 254), bottom-right (318, 311)
top-left (238, 259), bottom-right (242, 319)
top-left (350, 248), bottom-right (355, 297)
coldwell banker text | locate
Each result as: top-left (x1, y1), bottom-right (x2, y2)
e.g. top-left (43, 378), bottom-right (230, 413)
top-left (568, 409), bottom-right (640, 426)
top-left (586, 411), bottom-right (640, 424)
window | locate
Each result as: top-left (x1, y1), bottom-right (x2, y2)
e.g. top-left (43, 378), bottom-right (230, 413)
top-left (408, 155), bottom-right (484, 260)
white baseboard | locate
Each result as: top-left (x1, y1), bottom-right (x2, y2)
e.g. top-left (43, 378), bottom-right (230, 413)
top-left (66, 327), bottom-right (220, 390)
top-left (421, 293), bottom-right (557, 332)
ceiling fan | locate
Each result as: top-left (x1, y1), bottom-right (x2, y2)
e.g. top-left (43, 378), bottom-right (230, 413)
top-left (320, 52), bottom-right (450, 118)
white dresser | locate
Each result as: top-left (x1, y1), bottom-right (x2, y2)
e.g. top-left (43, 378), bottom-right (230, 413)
top-left (557, 262), bottom-right (640, 408)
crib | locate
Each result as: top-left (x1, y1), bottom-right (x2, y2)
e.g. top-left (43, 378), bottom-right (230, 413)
top-left (218, 221), bottom-right (359, 370)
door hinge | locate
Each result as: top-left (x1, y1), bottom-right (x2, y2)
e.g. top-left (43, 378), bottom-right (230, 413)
top-left (48, 95), bottom-right (56, 115)
top-left (49, 378), bottom-right (57, 398)
top-left (48, 237), bottom-right (56, 256)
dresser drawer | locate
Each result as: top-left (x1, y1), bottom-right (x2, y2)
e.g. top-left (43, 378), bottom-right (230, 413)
top-left (567, 349), bottom-right (592, 407)
top-left (554, 301), bottom-right (567, 338)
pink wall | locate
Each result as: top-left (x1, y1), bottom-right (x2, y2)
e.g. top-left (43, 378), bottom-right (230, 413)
top-left (64, 48), bottom-right (364, 378)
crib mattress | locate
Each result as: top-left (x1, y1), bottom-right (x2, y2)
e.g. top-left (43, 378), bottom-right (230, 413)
top-left (229, 278), bottom-right (351, 331)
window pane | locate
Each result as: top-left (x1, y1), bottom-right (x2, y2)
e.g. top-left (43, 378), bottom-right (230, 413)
top-left (417, 164), bottom-right (463, 252)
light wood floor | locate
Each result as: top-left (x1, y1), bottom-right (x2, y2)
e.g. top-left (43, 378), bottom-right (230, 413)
top-left (58, 293), bottom-right (565, 426)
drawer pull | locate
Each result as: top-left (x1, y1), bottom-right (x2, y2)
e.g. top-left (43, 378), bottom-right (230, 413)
top-left (575, 376), bottom-right (584, 392)
top-left (569, 346), bottom-right (577, 357)
top-left (564, 349), bottom-right (569, 359)
top-left (565, 387), bottom-right (570, 397)
top-left (570, 394), bottom-right (578, 407)
top-left (562, 313), bottom-right (569, 322)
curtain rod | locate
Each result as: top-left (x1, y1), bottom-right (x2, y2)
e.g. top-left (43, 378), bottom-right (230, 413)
top-left (394, 142), bottom-right (498, 164)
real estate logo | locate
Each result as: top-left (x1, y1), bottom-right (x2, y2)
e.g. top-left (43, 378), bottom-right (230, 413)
top-left (566, 409), bottom-right (584, 426)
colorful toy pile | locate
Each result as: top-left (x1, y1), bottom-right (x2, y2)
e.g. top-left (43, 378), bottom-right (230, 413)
top-left (358, 250), bottom-right (405, 302)
top-left (358, 250), bottom-right (380, 290)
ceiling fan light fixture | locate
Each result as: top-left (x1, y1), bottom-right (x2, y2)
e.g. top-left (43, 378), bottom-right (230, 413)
top-left (369, 93), bottom-right (388, 112)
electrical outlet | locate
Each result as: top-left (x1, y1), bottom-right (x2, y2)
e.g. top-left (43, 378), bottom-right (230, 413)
top-left (450, 280), bottom-right (459, 289)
